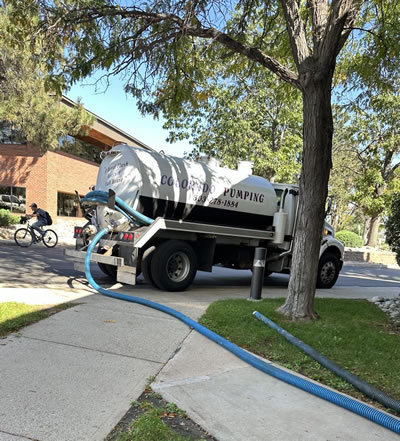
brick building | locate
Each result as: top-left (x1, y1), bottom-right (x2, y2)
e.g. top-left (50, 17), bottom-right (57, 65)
top-left (0, 96), bottom-right (151, 223)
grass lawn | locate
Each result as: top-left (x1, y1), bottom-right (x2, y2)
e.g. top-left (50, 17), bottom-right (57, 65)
top-left (199, 297), bottom-right (400, 414)
top-left (0, 302), bottom-right (73, 337)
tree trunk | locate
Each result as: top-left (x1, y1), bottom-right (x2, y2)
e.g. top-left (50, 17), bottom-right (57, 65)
top-left (331, 211), bottom-right (338, 231)
top-left (362, 217), bottom-right (370, 245)
top-left (278, 73), bottom-right (333, 320)
top-left (366, 214), bottom-right (380, 247)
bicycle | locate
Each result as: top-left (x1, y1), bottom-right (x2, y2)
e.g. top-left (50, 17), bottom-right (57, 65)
top-left (14, 216), bottom-right (58, 248)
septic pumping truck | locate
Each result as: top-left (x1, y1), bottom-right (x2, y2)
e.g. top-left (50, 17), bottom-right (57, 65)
top-left (65, 143), bottom-right (344, 292)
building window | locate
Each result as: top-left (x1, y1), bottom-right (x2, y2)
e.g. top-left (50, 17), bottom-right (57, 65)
top-left (0, 121), bottom-right (27, 144)
top-left (58, 135), bottom-right (102, 164)
top-left (0, 186), bottom-right (26, 213)
top-left (57, 192), bottom-right (82, 217)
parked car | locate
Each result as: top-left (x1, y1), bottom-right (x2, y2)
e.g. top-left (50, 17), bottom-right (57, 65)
top-left (0, 194), bottom-right (26, 213)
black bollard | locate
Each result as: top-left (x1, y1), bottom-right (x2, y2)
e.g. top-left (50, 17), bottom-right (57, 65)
top-left (249, 247), bottom-right (267, 301)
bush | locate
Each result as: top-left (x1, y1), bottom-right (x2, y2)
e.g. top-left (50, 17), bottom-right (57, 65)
top-left (385, 194), bottom-right (400, 265)
top-left (336, 230), bottom-right (363, 248)
top-left (0, 209), bottom-right (20, 227)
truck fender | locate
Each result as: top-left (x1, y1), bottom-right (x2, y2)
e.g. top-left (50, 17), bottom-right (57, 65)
top-left (320, 238), bottom-right (344, 264)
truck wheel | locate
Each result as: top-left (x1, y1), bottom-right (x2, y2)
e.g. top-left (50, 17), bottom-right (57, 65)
top-left (151, 240), bottom-right (197, 292)
top-left (97, 246), bottom-right (117, 280)
top-left (317, 253), bottom-right (340, 289)
top-left (141, 246), bottom-right (158, 288)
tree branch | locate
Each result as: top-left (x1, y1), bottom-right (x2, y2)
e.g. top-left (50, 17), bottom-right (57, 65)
top-left (192, 28), bottom-right (301, 88)
top-left (386, 161), bottom-right (400, 180)
top-left (347, 26), bottom-right (378, 38)
top-left (280, 0), bottom-right (310, 68)
top-left (51, 5), bottom-right (302, 90)
top-left (307, 0), bottom-right (329, 52)
top-left (319, 0), bottom-right (363, 65)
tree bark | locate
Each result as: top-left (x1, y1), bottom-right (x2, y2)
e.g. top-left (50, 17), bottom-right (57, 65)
top-left (366, 213), bottom-right (380, 247)
top-left (362, 217), bottom-right (370, 245)
top-left (278, 71), bottom-right (334, 320)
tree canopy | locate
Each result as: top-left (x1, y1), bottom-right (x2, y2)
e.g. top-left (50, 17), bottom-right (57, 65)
top-left (329, 83), bottom-right (400, 246)
top-left (386, 194), bottom-right (400, 265)
top-left (164, 67), bottom-right (302, 183)
top-left (0, 2), bottom-right (93, 150)
top-left (4, 0), bottom-right (400, 319)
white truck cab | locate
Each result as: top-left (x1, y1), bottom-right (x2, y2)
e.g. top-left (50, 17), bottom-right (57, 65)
top-left (271, 182), bottom-right (344, 288)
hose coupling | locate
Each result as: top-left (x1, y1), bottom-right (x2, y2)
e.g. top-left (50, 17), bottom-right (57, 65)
top-left (109, 216), bottom-right (128, 230)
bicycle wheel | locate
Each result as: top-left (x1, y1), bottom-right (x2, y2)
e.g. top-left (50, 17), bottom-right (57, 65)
top-left (14, 228), bottom-right (34, 247)
top-left (42, 229), bottom-right (58, 248)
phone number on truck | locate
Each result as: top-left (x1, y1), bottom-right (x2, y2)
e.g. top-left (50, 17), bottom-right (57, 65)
top-left (192, 194), bottom-right (239, 208)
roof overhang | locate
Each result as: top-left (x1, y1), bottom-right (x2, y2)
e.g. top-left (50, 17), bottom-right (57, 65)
top-left (61, 95), bottom-right (154, 151)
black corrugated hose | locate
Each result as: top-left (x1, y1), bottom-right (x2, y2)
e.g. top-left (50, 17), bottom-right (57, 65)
top-left (253, 311), bottom-right (400, 413)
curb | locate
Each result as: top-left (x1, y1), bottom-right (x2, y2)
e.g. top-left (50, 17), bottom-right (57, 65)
top-left (343, 261), bottom-right (400, 269)
top-left (0, 238), bottom-right (75, 247)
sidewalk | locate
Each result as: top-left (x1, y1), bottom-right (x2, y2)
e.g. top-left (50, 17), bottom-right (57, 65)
top-left (153, 331), bottom-right (399, 441)
top-left (0, 289), bottom-right (191, 441)
top-left (1, 280), bottom-right (400, 441)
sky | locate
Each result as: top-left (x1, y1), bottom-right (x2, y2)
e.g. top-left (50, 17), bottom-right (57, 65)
top-left (67, 79), bottom-right (191, 158)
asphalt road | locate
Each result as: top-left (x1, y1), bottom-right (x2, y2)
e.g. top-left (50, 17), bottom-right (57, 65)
top-left (1, 239), bottom-right (400, 289)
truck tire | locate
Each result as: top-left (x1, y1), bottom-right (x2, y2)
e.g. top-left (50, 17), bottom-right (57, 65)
top-left (316, 253), bottom-right (340, 289)
top-left (97, 246), bottom-right (117, 280)
top-left (141, 246), bottom-right (158, 288)
top-left (150, 240), bottom-right (197, 292)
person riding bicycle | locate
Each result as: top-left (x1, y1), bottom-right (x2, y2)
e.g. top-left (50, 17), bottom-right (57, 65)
top-left (28, 203), bottom-right (48, 240)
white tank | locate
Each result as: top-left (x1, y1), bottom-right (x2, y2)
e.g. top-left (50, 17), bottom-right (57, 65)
top-left (95, 144), bottom-right (278, 230)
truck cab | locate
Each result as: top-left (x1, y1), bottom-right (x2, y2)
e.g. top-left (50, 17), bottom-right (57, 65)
top-left (271, 183), bottom-right (344, 288)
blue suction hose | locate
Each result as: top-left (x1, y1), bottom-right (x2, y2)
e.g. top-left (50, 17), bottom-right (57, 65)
top-left (82, 191), bottom-right (153, 226)
top-left (84, 226), bottom-right (400, 435)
